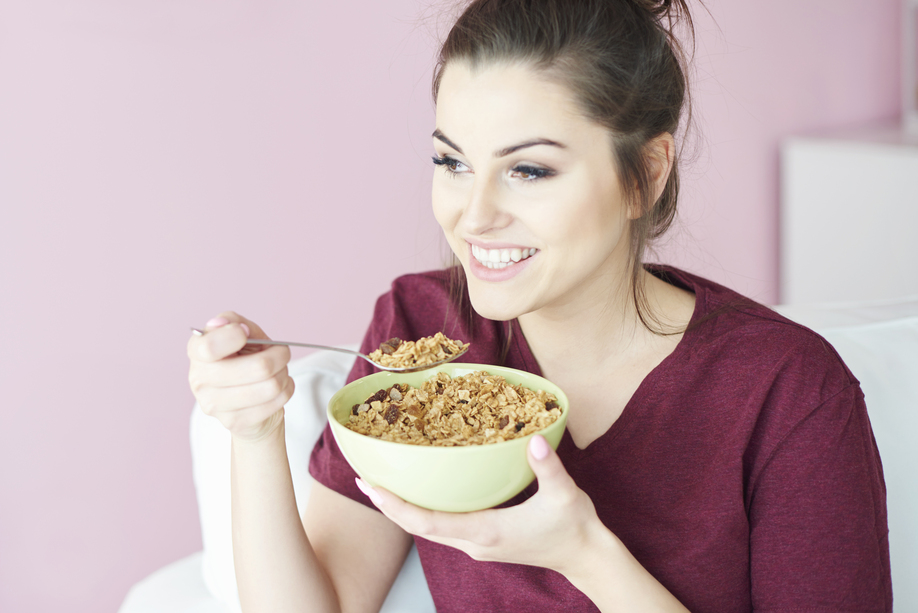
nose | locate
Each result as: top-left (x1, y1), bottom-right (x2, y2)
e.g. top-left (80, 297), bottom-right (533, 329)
top-left (458, 174), bottom-right (513, 236)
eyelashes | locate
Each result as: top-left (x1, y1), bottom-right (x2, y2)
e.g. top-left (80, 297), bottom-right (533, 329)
top-left (432, 155), bottom-right (555, 181)
top-left (510, 165), bottom-right (554, 180)
top-left (431, 155), bottom-right (466, 175)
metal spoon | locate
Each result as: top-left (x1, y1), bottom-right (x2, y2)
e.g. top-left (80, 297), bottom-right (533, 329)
top-left (190, 328), bottom-right (469, 373)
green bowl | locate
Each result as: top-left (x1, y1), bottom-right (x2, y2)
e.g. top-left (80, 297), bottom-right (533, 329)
top-left (327, 363), bottom-right (568, 512)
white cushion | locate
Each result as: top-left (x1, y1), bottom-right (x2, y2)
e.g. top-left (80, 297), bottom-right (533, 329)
top-left (118, 552), bottom-right (232, 613)
top-left (774, 297), bottom-right (918, 610)
top-left (190, 349), bottom-right (434, 613)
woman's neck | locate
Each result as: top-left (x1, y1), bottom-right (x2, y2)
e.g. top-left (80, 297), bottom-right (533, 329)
top-left (516, 267), bottom-right (694, 378)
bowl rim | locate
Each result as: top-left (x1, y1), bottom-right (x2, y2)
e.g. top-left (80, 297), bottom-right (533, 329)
top-left (326, 363), bottom-right (569, 452)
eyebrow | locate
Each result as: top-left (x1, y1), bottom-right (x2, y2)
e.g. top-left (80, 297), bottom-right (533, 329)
top-left (433, 129), bottom-right (565, 158)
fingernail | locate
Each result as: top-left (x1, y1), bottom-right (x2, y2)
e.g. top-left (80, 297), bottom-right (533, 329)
top-left (240, 322), bottom-right (250, 337)
top-left (529, 435), bottom-right (550, 460)
top-left (206, 316), bottom-right (229, 328)
top-left (355, 478), bottom-right (383, 507)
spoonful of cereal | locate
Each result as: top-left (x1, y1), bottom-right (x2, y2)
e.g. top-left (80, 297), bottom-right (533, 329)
top-left (190, 329), bottom-right (470, 373)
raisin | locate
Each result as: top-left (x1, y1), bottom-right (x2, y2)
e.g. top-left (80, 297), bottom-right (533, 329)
top-left (498, 415), bottom-right (509, 429)
top-left (440, 343), bottom-right (452, 355)
top-left (515, 422), bottom-right (525, 432)
top-left (384, 404), bottom-right (399, 424)
top-left (379, 337), bottom-right (402, 355)
top-left (368, 389), bottom-right (387, 403)
top-left (351, 404), bottom-right (359, 416)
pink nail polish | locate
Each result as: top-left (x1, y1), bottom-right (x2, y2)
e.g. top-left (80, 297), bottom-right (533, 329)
top-left (355, 478), bottom-right (383, 506)
top-left (530, 435), bottom-right (550, 460)
top-left (206, 316), bottom-right (229, 328)
top-left (240, 323), bottom-right (250, 337)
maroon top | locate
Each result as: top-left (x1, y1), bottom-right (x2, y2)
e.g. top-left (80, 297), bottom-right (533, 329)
top-left (309, 266), bottom-right (892, 612)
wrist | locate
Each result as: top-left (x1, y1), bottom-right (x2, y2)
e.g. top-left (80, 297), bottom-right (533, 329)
top-left (560, 521), bottom-right (689, 613)
top-left (231, 409), bottom-right (286, 447)
top-left (556, 516), bottom-right (622, 584)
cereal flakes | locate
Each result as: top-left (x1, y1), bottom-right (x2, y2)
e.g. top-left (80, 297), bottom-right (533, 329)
top-left (344, 371), bottom-right (562, 446)
top-left (367, 332), bottom-right (469, 370)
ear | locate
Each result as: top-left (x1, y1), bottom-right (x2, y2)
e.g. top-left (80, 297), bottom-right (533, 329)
top-left (627, 133), bottom-right (675, 220)
top-left (648, 132), bottom-right (675, 202)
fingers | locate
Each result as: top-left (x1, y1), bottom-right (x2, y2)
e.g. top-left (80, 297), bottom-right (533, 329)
top-left (187, 311), bottom-right (263, 363)
top-left (213, 376), bottom-right (295, 437)
top-left (194, 359), bottom-right (292, 411)
top-left (356, 479), bottom-right (498, 546)
top-left (527, 435), bottom-right (578, 502)
top-left (354, 435), bottom-right (573, 545)
top-left (353, 441), bottom-right (597, 568)
top-left (186, 311), bottom-right (295, 440)
top-left (191, 344), bottom-right (291, 389)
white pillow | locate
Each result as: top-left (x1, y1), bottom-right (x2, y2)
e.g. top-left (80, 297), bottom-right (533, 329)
top-left (774, 297), bottom-right (918, 610)
top-left (190, 349), bottom-right (434, 613)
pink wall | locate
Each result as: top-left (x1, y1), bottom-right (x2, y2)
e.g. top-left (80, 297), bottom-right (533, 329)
top-left (0, 1), bottom-right (900, 611)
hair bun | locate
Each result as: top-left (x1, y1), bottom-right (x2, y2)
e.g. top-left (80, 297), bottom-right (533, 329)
top-left (632, 0), bottom-right (692, 22)
top-left (635, 0), bottom-right (672, 15)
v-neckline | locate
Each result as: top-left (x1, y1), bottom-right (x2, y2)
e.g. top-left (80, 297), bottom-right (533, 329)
top-left (508, 267), bottom-right (704, 456)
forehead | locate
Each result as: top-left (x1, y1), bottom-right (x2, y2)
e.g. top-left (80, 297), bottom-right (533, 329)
top-left (434, 61), bottom-right (604, 148)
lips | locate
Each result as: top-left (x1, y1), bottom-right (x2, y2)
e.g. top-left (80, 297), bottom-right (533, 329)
top-left (470, 244), bottom-right (538, 270)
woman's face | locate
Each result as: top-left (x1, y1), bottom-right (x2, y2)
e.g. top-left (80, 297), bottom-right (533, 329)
top-left (432, 61), bottom-right (634, 322)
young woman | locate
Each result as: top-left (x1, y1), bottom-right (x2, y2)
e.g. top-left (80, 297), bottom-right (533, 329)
top-left (187, 1), bottom-right (891, 611)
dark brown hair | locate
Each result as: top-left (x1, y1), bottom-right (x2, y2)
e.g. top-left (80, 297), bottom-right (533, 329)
top-left (435, 0), bottom-right (696, 334)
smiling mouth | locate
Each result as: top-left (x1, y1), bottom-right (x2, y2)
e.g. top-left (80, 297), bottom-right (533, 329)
top-left (470, 244), bottom-right (538, 270)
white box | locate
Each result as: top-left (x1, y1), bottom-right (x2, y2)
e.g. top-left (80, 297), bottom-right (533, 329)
top-left (780, 126), bottom-right (918, 304)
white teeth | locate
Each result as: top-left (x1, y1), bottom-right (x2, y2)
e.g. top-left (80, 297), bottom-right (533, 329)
top-left (471, 244), bottom-right (537, 268)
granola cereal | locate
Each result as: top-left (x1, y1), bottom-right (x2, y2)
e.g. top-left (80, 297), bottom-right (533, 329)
top-left (344, 371), bottom-right (562, 446)
top-left (368, 332), bottom-right (469, 369)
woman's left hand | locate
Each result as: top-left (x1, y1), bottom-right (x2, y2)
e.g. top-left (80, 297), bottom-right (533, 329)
top-left (354, 434), bottom-right (603, 575)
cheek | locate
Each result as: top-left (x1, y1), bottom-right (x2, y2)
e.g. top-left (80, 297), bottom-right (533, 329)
top-left (543, 189), bottom-right (628, 256)
top-left (431, 181), bottom-right (461, 233)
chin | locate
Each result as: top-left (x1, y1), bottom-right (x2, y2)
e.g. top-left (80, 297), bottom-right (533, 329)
top-left (465, 280), bottom-right (529, 322)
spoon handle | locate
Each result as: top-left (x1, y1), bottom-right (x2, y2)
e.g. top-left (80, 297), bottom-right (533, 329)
top-left (190, 327), bottom-right (468, 373)
top-left (190, 327), bottom-right (373, 365)
top-left (244, 338), bottom-right (372, 362)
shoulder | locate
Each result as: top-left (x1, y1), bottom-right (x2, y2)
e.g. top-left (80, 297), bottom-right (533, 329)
top-left (653, 268), bottom-right (873, 481)
top-left (385, 269), bottom-right (453, 303)
top-left (656, 265), bottom-right (859, 403)
top-left (368, 269), bottom-right (454, 333)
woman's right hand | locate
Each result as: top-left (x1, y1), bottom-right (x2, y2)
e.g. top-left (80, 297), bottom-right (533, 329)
top-left (187, 312), bottom-right (294, 442)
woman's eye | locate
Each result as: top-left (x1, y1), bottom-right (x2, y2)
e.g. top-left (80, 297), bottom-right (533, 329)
top-left (432, 155), bottom-right (469, 175)
top-left (510, 165), bottom-right (554, 181)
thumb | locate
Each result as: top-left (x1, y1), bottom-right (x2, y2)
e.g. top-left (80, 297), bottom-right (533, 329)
top-left (190, 311), bottom-right (268, 362)
top-left (204, 311), bottom-right (271, 340)
top-left (527, 435), bottom-right (572, 490)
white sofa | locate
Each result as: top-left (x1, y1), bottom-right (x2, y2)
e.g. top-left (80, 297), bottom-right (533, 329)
top-left (120, 298), bottom-right (918, 612)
